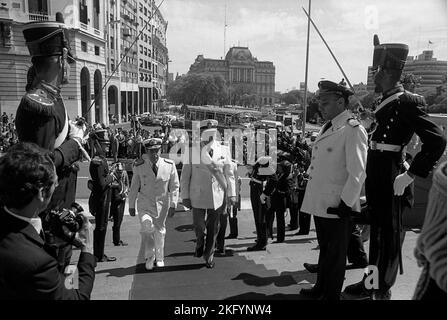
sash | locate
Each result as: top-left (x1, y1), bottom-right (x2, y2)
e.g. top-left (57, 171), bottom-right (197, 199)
top-left (374, 92), bottom-right (404, 114)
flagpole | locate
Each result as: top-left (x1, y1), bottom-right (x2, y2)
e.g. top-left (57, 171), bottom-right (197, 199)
top-left (302, 0), bottom-right (311, 135)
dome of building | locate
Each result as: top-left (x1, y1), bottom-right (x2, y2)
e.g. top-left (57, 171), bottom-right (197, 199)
top-left (225, 47), bottom-right (254, 62)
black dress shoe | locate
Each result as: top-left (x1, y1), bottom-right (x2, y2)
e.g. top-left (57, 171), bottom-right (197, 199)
top-left (294, 230), bottom-right (309, 236)
top-left (247, 244), bottom-right (266, 252)
top-left (371, 290), bottom-right (391, 300)
top-left (300, 287), bottom-right (322, 299)
top-left (97, 255), bottom-right (117, 262)
top-left (343, 279), bottom-right (372, 298)
top-left (114, 240), bottom-right (128, 246)
top-left (194, 245), bottom-right (204, 258)
top-left (303, 263), bottom-right (319, 273)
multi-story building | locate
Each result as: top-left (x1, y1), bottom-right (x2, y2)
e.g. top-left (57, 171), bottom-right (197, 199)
top-left (189, 46), bottom-right (276, 106)
top-left (0, 0), bottom-right (106, 123)
top-left (403, 51), bottom-right (447, 90)
top-left (0, 0), bottom-right (169, 124)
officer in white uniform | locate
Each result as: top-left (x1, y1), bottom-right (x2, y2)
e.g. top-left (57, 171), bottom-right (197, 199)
top-left (128, 138), bottom-right (179, 270)
top-left (181, 124), bottom-right (236, 268)
top-left (299, 80), bottom-right (368, 300)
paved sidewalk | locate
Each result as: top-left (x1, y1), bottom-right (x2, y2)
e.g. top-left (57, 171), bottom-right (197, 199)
top-left (71, 205), bottom-right (422, 300)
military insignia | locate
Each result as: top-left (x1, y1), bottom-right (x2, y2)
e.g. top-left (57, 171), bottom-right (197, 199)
top-left (347, 118), bottom-right (360, 127)
top-left (19, 91), bottom-right (55, 117)
top-left (133, 158), bottom-right (144, 167)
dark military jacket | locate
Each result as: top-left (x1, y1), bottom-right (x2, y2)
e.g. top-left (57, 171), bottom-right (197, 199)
top-left (264, 160), bottom-right (292, 197)
top-left (371, 85), bottom-right (446, 178)
top-left (15, 80), bottom-right (81, 210)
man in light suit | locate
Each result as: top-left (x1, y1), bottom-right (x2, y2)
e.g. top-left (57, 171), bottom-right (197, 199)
top-left (299, 80), bottom-right (368, 300)
top-left (181, 124), bottom-right (236, 268)
top-left (128, 138), bottom-right (179, 270)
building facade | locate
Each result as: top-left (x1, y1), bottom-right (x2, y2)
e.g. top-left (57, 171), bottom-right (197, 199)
top-left (189, 47), bottom-right (276, 106)
top-left (0, 0), bottom-right (169, 125)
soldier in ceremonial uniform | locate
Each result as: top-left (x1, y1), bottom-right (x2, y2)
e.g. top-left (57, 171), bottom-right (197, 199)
top-left (246, 156), bottom-right (274, 251)
top-left (299, 80), bottom-right (368, 300)
top-left (88, 129), bottom-right (116, 262)
top-left (14, 13), bottom-right (87, 272)
top-left (128, 138), bottom-right (179, 270)
top-left (344, 36), bottom-right (446, 300)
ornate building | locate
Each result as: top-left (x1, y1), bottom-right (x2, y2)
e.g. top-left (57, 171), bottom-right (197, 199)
top-left (189, 46), bottom-right (276, 105)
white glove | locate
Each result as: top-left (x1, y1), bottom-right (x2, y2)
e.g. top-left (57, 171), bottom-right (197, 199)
top-left (393, 171), bottom-right (414, 196)
top-left (260, 193), bottom-right (267, 204)
top-left (68, 120), bottom-right (87, 144)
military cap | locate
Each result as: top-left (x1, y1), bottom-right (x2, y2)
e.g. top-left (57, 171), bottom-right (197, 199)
top-left (143, 138), bottom-right (162, 150)
top-left (316, 79), bottom-right (354, 99)
top-left (22, 12), bottom-right (75, 64)
top-left (372, 34), bottom-right (408, 71)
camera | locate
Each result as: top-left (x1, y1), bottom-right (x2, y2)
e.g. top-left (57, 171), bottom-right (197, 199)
top-left (44, 203), bottom-right (85, 246)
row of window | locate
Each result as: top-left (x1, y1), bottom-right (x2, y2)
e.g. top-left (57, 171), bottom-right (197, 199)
top-left (81, 41), bottom-right (101, 56)
top-left (139, 73), bottom-right (152, 82)
top-left (139, 59), bottom-right (153, 70)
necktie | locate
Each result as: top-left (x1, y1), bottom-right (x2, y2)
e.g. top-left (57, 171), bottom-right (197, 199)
top-left (152, 163), bottom-right (158, 176)
top-left (208, 148), bottom-right (214, 158)
top-left (322, 121), bottom-right (332, 134)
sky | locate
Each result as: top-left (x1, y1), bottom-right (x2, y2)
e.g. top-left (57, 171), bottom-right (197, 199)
top-left (159, 0), bottom-right (447, 92)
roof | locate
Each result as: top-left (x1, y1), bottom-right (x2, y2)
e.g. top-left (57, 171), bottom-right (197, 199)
top-left (186, 105), bottom-right (262, 116)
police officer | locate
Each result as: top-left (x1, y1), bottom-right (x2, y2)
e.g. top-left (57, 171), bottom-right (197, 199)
top-left (88, 129), bottom-right (116, 262)
top-left (15, 13), bottom-right (87, 272)
top-left (128, 138), bottom-right (179, 270)
top-left (110, 162), bottom-right (129, 246)
top-left (247, 156), bottom-right (274, 251)
top-left (345, 35), bottom-right (447, 300)
top-left (299, 80), bottom-right (368, 300)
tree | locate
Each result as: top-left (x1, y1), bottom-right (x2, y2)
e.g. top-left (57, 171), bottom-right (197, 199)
top-left (281, 90), bottom-right (304, 105)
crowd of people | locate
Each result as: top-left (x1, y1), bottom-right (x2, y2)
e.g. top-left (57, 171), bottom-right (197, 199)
top-left (0, 112), bottom-right (18, 153)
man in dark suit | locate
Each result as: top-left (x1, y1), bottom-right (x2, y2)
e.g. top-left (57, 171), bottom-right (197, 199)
top-left (0, 142), bottom-right (95, 300)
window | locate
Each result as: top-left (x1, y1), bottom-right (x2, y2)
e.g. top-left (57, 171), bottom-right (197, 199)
top-left (81, 41), bottom-right (87, 52)
top-left (144, 47), bottom-right (147, 56)
top-left (111, 58), bottom-right (115, 71)
top-left (110, 36), bottom-right (114, 49)
top-left (94, 46), bottom-right (100, 56)
top-left (148, 49), bottom-right (151, 58)
top-left (140, 59), bottom-right (143, 68)
top-left (144, 7), bottom-right (147, 16)
top-left (139, 45), bottom-right (143, 54)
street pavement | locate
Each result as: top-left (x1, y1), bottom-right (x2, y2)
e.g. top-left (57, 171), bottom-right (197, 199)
top-left (70, 122), bottom-right (423, 300)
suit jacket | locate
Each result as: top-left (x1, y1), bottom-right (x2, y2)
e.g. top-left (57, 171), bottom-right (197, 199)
top-left (89, 156), bottom-right (113, 216)
top-left (0, 207), bottom-right (95, 300)
top-left (181, 140), bottom-right (236, 210)
top-left (301, 110), bottom-right (368, 219)
top-left (128, 154), bottom-right (179, 218)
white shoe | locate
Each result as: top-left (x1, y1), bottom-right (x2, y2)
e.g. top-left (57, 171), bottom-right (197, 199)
top-left (155, 260), bottom-right (165, 267)
top-left (145, 257), bottom-right (155, 270)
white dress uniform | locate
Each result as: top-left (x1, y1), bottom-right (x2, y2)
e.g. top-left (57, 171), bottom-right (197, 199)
top-left (180, 139), bottom-right (236, 209)
top-left (128, 153), bottom-right (179, 262)
top-left (301, 109), bottom-right (368, 218)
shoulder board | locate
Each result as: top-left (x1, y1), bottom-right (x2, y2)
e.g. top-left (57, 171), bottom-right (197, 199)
top-left (399, 91), bottom-right (426, 106)
top-left (163, 158), bottom-right (174, 164)
top-left (133, 158), bottom-right (145, 167)
top-left (19, 90), bottom-right (55, 117)
top-left (347, 118), bottom-right (360, 127)
top-left (91, 156), bottom-right (103, 164)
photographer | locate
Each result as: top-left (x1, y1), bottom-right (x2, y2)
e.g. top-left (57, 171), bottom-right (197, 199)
top-left (0, 142), bottom-right (95, 300)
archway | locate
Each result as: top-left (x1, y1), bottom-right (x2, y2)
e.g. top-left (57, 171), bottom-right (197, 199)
top-left (153, 88), bottom-right (159, 113)
top-left (94, 70), bottom-right (103, 124)
top-left (80, 67), bottom-right (91, 123)
top-left (108, 85), bottom-right (118, 123)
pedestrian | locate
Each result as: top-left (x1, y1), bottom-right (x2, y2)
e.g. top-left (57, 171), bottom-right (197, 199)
top-left (299, 80), bottom-right (368, 300)
top-left (128, 138), bottom-right (179, 270)
top-left (14, 14), bottom-right (87, 272)
top-left (180, 123), bottom-right (237, 268)
top-left (110, 162), bottom-right (129, 247)
top-left (413, 161), bottom-right (447, 300)
top-left (345, 35), bottom-right (446, 300)
top-left (88, 128), bottom-right (116, 263)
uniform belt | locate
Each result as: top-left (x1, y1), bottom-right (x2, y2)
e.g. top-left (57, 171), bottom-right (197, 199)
top-left (370, 141), bottom-right (402, 152)
top-left (250, 177), bottom-right (263, 184)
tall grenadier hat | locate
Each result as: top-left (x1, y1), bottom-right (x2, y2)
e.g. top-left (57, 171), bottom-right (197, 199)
top-left (372, 34), bottom-right (408, 71)
top-left (22, 12), bottom-right (76, 64)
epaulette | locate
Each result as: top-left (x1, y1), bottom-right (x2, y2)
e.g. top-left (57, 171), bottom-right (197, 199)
top-left (91, 156), bottom-right (103, 164)
top-left (347, 118), bottom-right (360, 127)
top-left (18, 89), bottom-right (55, 117)
top-left (163, 158), bottom-right (174, 164)
top-left (133, 158), bottom-right (145, 167)
top-left (400, 91), bottom-right (426, 106)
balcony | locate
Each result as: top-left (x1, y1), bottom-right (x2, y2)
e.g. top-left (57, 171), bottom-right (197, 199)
top-left (29, 12), bottom-right (49, 22)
